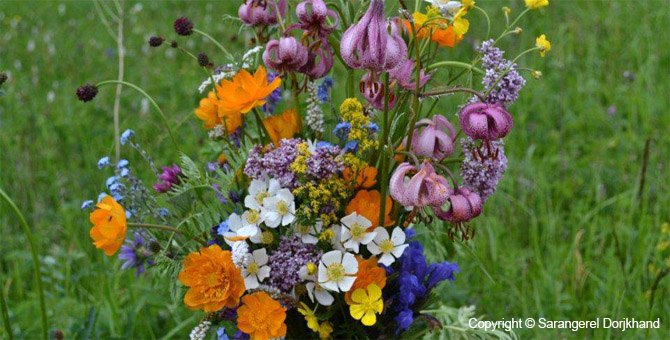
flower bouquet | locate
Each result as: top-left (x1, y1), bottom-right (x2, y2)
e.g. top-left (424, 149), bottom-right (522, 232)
top-left (78, 0), bottom-right (550, 338)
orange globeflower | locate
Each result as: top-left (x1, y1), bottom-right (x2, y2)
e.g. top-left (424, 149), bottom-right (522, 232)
top-left (346, 190), bottom-right (394, 229)
top-left (343, 166), bottom-right (377, 189)
top-left (195, 91), bottom-right (223, 129)
top-left (345, 257), bottom-right (387, 305)
top-left (237, 291), bottom-right (288, 340)
top-left (217, 66), bottom-right (281, 116)
top-left (263, 109), bottom-right (300, 146)
top-left (402, 12), bottom-right (463, 48)
top-left (89, 196), bottom-right (127, 256)
top-left (178, 244), bottom-right (245, 312)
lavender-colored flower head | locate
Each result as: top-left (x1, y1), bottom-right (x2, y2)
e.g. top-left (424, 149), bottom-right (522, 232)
top-left (263, 36), bottom-right (309, 72)
top-left (390, 59), bottom-right (431, 90)
top-left (477, 39), bottom-right (526, 106)
top-left (244, 138), bottom-right (302, 189)
top-left (460, 137), bottom-right (507, 201)
top-left (292, 0), bottom-right (339, 38)
top-left (359, 72), bottom-right (396, 110)
top-left (153, 165), bottom-right (183, 193)
top-left (301, 44), bottom-right (334, 79)
top-left (341, 0), bottom-right (407, 72)
top-left (118, 232), bottom-right (155, 277)
top-left (433, 187), bottom-right (482, 223)
top-left (390, 161), bottom-right (450, 208)
top-left (305, 144), bottom-right (343, 178)
top-left (411, 114), bottom-right (456, 161)
top-left (459, 102), bottom-right (513, 140)
top-left (238, 0), bottom-right (286, 27)
top-left (268, 235), bottom-right (321, 292)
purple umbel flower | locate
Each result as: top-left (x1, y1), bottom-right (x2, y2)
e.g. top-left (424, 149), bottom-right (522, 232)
top-left (244, 138), bottom-right (302, 189)
top-left (118, 232), bottom-right (155, 277)
top-left (477, 39), bottom-right (526, 106)
top-left (340, 0), bottom-right (407, 72)
top-left (460, 137), bottom-right (507, 201)
top-left (263, 37), bottom-right (309, 73)
top-left (238, 0), bottom-right (286, 27)
top-left (306, 144), bottom-right (343, 178)
top-left (268, 235), bottom-right (321, 292)
top-left (153, 165), bottom-right (183, 193)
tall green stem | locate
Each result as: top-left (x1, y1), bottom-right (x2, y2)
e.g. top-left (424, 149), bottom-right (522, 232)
top-left (378, 73), bottom-right (391, 228)
top-left (192, 29), bottom-right (233, 59)
top-left (0, 276), bottom-right (13, 340)
top-left (426, 61), bottom-right (485, 75)
top-left (0, 188), bottom-right (47, 340)
top-left (252, 108), bottom-right (272, 145)
top-left (96, 80), bottom-right (180, 151)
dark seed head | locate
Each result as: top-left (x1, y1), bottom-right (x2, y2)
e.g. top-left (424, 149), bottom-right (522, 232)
top-left (173, 16), bottom-right (194, 36)
top-left (54, 330), bottom-right (64, 340)
top-left (170, 40), bottom-right (179, 49)
top-left (197, 53), bottom-right (210, 67)
top-left (76, 83), bottom-right (98, 102)
top-left (0, 72), bottom-right (7, 86)
top-left (148, 36), bottom-right (165, 47)
top-left (149, 240), bottom-right (162, 254)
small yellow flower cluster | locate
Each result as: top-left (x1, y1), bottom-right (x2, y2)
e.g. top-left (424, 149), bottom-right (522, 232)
top-left (293, 177), bottom-right (351, 226)
top-left (290, 142), bottom-right (312, 175)
top-left (339, 98), bottom-right (379, 154)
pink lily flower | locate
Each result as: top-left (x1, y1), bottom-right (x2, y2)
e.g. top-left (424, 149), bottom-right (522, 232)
top-left (359, 72), bottom-right (396, 110)
top-left (238, 0), bottom-right (286, 27)
top-left (459, 102), bottom-right (513, 140)
top-left (433, 187), bottom-right (483, 223)
top-left (389, 59), bottom-right (431, 90)
top-left (389, 161), bottom-right (450, 208)
top-left (411, 114), bottom-right (456, 161)
top-left (293, 0), bottom-right (339, 38)
top-left (263, 37), bottom-right (309, 72)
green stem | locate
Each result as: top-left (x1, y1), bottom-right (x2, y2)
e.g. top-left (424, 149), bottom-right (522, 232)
top-left (474, 6), bottom-right (491, 39)
top-left (252, 108), bottom-right (272, 145)
top-left (378, 73), bottom-right (391, 228)
top-left (193, 28), bottom-right (232, 59)
top-left (420, 86), bottom-right (485, 102)
top-left (96, 80), bottom-right (180, 151)
top-left (0, 188), bottom-right (47, 340)
top-left (0, 276), bottom-right (13, 340)
top-left (426, 61), bottom-right (485, 74)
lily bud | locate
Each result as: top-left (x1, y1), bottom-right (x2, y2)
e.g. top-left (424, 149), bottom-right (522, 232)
top-left (389, 59), bottom-right (431, 90)
top-left (263, 36), bottom-right (309, 72)
top-left (293, 0), bottom-right (339, 38)
top-left (340, 0), bottom-right (407, 72)
top-left (459, 102), bottom-right (513, 140)
top-left (390, 161), bottom-right (450, 208)
top-left (238, 0), bottom-right (286, 27)
top-left (359, 72), bottom-right (396, 110)
top-left (433, 187), bottom-right (482, 223)
top-left (411, 115), bottom-right (456, 161)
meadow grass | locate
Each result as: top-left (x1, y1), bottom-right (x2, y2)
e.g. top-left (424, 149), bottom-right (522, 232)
top-left (1, 0), bottom-right (669, 339)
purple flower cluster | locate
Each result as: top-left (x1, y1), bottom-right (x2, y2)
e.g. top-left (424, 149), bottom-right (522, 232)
top-left (153, 165), bottom-right (183, 193)
top-left (477, 39), bottom-right (526, 106)
top-left (305, 144), bottom-right (343, 179)
top-left (244, 139), bottom-right (301, 189)
top-left (460, 137), bottom-right (507, 201)
top-left (267, 235), bottom-right (322, 292)
top-left (119, 232), bottom-right (155, 277)
top-left (384, 240), bottom-right (459, 334)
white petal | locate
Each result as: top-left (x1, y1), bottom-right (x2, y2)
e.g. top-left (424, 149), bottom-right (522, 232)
top-left (237, 225), bottom-right (260, 238)
top-left (359, 231), bottom-right (377, 245)
top-left (391, 227), bottom-right (406, 245)
top-left (244, 275), bottom-right (259, 290)
top-left (298, 265), bottom-right (310, 280)
top-left (321, 250), bottom-right (343, 266)
top-left (306, 282), bottom-right (316, 302)
top-left (268, 179), bottom-right (281, 195)
top-left (314, 221), bottom-right (323, 233)
top-left (315, 288), bottom-right (334, 306)
top-left (228, 213), bottom-right (243, 232)
top-left (257, 266), bottom-right (271, 281)
top-left (253, 248), bottom-right (268, 264)
top-left (302, 234), bottom-right (318, 244)
top-left (262, 196), bottom-right (279, 209)
top-left (373, 227), bottom-right (390, 242)
top-left (357, 215), bottom-right (372, 229)
top-left (378, 253), bottom-right (396, 266)
top-left (340, 212), bottom-right (358, 228)
top-left (391, 244), bottom-right (409, 258)
top-left (277, 188), bottom-right (294, 202)
top-left (282, 213), bottom-right (295, 226)
top-left (340, 228), bottom-right (352, 242)
top-left (342, 252), bottom-right (358, 274)
top-left (244, 195), bottom-right (258, 210)
top-left (343, 239), bottom-right (360, 253)
top-left (338, 276), bottom-right (357, 292)
top-left (318, 263), bottom-right (328, 283)
top-left (367, 242), bottom-right (382, 255)
top-left (320, 279), bottom-right (340, 292)
top-left (263, 212), bottom-right (281, 228)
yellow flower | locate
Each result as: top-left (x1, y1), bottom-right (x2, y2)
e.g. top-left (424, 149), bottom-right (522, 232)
top-left (318, 322), bottom-right (333, 339)
top-left (237, 292), bottom-right (287, 340)
top-left (349, 283), bottom-right (383, 326)
top-left (452, 8), bottom-right (470, 36)
top-left (263, 109), bottom-right (300, 146)
top-left (524, 0), bottom-right (549, 10)
top-left (297, 302), bottom-right (319, 333)
top-left (502, 7), bottom-right (511, 15)
top-left (535, 34), bottom-right (551, 57)
top-left (462, 0), bottom-right (475, 10)
top-left (217, 66), bottom-right (281, 116)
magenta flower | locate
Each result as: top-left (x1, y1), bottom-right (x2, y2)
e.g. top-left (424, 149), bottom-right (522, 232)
top-left (153, 165), bottom-right (183, 193)
top-left (263, 37), bottom-right (309, 72)
top-left (340, 0), bottom-right (407, 72)
top-left (359, 72), bottom-right (396, 110)
top-left (238, 0), bottom-right (286, 27)
top-left (411, 115), bottom-right (456, 161)
top-left (390, 59), bottom-right (431, 90)
top-left (459, 102), bottom-right (513, 140)
top-left (433, 188), bottom-right (482, 223)
top-left (301, 44), bottom-right (334, 79)
top-left (390, 161), bottom-right (450, 208)
top-left (292, 0), bottom-right (339, 38)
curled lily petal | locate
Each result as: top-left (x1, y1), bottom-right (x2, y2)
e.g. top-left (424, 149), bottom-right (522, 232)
top-left (359, 72), bottom-right (396, 110)
top-left (389, 59), bottom-right (431, 90)
top-left (459, 103), bottom-right (513, 140)
top-left (433, 187), bottom-right (483, 223)
top-left (295, 0), bottom-right (339, 38)
top-left (411, 115), bottom-right (456, 161)
top-left (263, 36), bottom-right (309, 72)
top-left (239, 0), bottom-right (286, 27)
top-left (389, 162), bottom-right (450, 208)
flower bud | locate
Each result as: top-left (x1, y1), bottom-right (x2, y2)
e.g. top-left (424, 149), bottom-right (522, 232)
top-left (411, 114), bottom-right (456, 161)
top-left (263, 36), bottom-right (309, 72)
top-left (76, 83), bottom-right (98, 102)
top-left (459, 102), bottom-right (513, 140)
top-left (239, 0), bottom-right (286, 27)
top-left (433, 187), bottom-right (482, 223)
top-left (173, 16), bottom-right (193, 36)
top-left (148, 36), bottom-right (165, 47)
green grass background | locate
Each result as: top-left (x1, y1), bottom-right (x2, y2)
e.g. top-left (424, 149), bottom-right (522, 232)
top-left (1, 0), bottom-right (669, 339)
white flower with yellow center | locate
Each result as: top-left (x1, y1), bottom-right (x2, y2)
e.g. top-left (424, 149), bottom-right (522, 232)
top-left (367, 227), bottom-right (409, 266)
top-left (241, 248), bottom-right (271, 290)
top-left (294, 220), bottom-right (323, 244)
top-left (244, 178), bottom-right (280, 211)
top-left (318, 250), bottom-right (358, 292)
top-left (299, 262), bottom-right (334, 306)
top-left (223, 213), bottom-right (261, 246)
top-left (340, 212), bottom-right (377, 253)
top-left (261, 188), bottom-right (296, 228)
